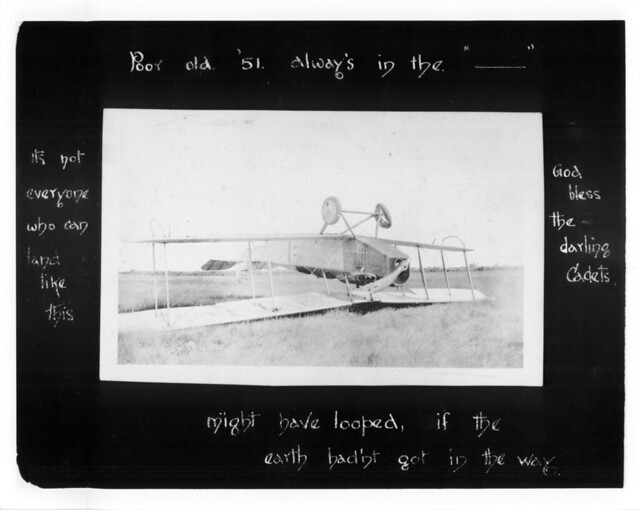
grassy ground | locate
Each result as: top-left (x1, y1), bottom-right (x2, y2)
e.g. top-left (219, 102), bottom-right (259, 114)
top-left (117, 268), bottom-right (523, 368)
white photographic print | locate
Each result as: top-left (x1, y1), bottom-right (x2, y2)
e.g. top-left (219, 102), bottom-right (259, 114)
top-left (100, 109), bottom-right (543, 386)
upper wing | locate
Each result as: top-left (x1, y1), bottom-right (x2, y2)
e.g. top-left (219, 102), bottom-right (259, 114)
top-left (128, 234), bottom-right (349, 244)
top-left (375, 238), bottom-right (472, 252)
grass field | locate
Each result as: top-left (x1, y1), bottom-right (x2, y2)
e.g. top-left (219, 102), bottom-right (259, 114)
top-left (117, 268), bottom-right (523, 368)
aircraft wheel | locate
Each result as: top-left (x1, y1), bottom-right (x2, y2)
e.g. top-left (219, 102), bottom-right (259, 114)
top-left (321, 196), bottom-right (342, 225)
top-left (375, 203), bottom-right (392, 229)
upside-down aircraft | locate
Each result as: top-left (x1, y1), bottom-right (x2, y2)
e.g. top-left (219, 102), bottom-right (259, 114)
top-left (120, 197), bottom-right (487, 332)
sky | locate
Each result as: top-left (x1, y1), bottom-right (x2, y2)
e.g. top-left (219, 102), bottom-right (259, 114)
top-left (103, 109), bottom-right (543, 270)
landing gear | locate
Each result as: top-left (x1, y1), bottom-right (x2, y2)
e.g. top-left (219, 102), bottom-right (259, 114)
top-left (320, 196), bottom-right (393, 238)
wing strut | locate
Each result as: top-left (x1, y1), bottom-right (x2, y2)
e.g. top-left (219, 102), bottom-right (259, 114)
top-left (321, 269), bottom-right (331, 296)
top-left (247, 241), bottom-right (257, 302)
top-left (440, 250), bottom-right (452, 297)
top-left (463, 251), bottom-right (476, 300)
top-left (343, 274), bottom-right (352, 297)
top-left (441, 235), bottom-right (476, 301)
top-left (163, 243), bottom-right (171, 314)
top-left (265, 242), bottom-right (279, 312)
top-left (151, 242), bottom-right (159, 315)
top-left (416, 247), bottom-right (430, 300)
top-left (150, 218), bottom-right (172, 323)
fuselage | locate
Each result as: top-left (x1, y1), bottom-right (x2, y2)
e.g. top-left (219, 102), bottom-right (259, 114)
top-left (246, 235), bottom-right (411, 287)
top-left (201, 235), bottom-right (412, 288)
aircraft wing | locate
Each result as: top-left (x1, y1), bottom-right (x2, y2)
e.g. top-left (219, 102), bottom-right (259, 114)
top-left (375, 238), bottom-right (472, 252)
top-left (128, 234), bottom-right (351, 273)
top-left (129, 234), bottom-right (468, 251)
top-left (130, 234), bottom-right (349, 244)
top-left (119, 292), bottom-right (355, 333)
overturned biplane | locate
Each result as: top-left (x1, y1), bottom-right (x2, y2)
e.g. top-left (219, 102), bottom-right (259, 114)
top-left (120, 197), bottom-right (487, 332)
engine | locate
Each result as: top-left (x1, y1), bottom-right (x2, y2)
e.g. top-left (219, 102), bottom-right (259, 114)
top-left (352, 273), bottom-right (378, 286)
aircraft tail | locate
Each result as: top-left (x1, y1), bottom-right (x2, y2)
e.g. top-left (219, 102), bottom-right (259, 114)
top-left (201, 259), bottom-right (238, 271)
